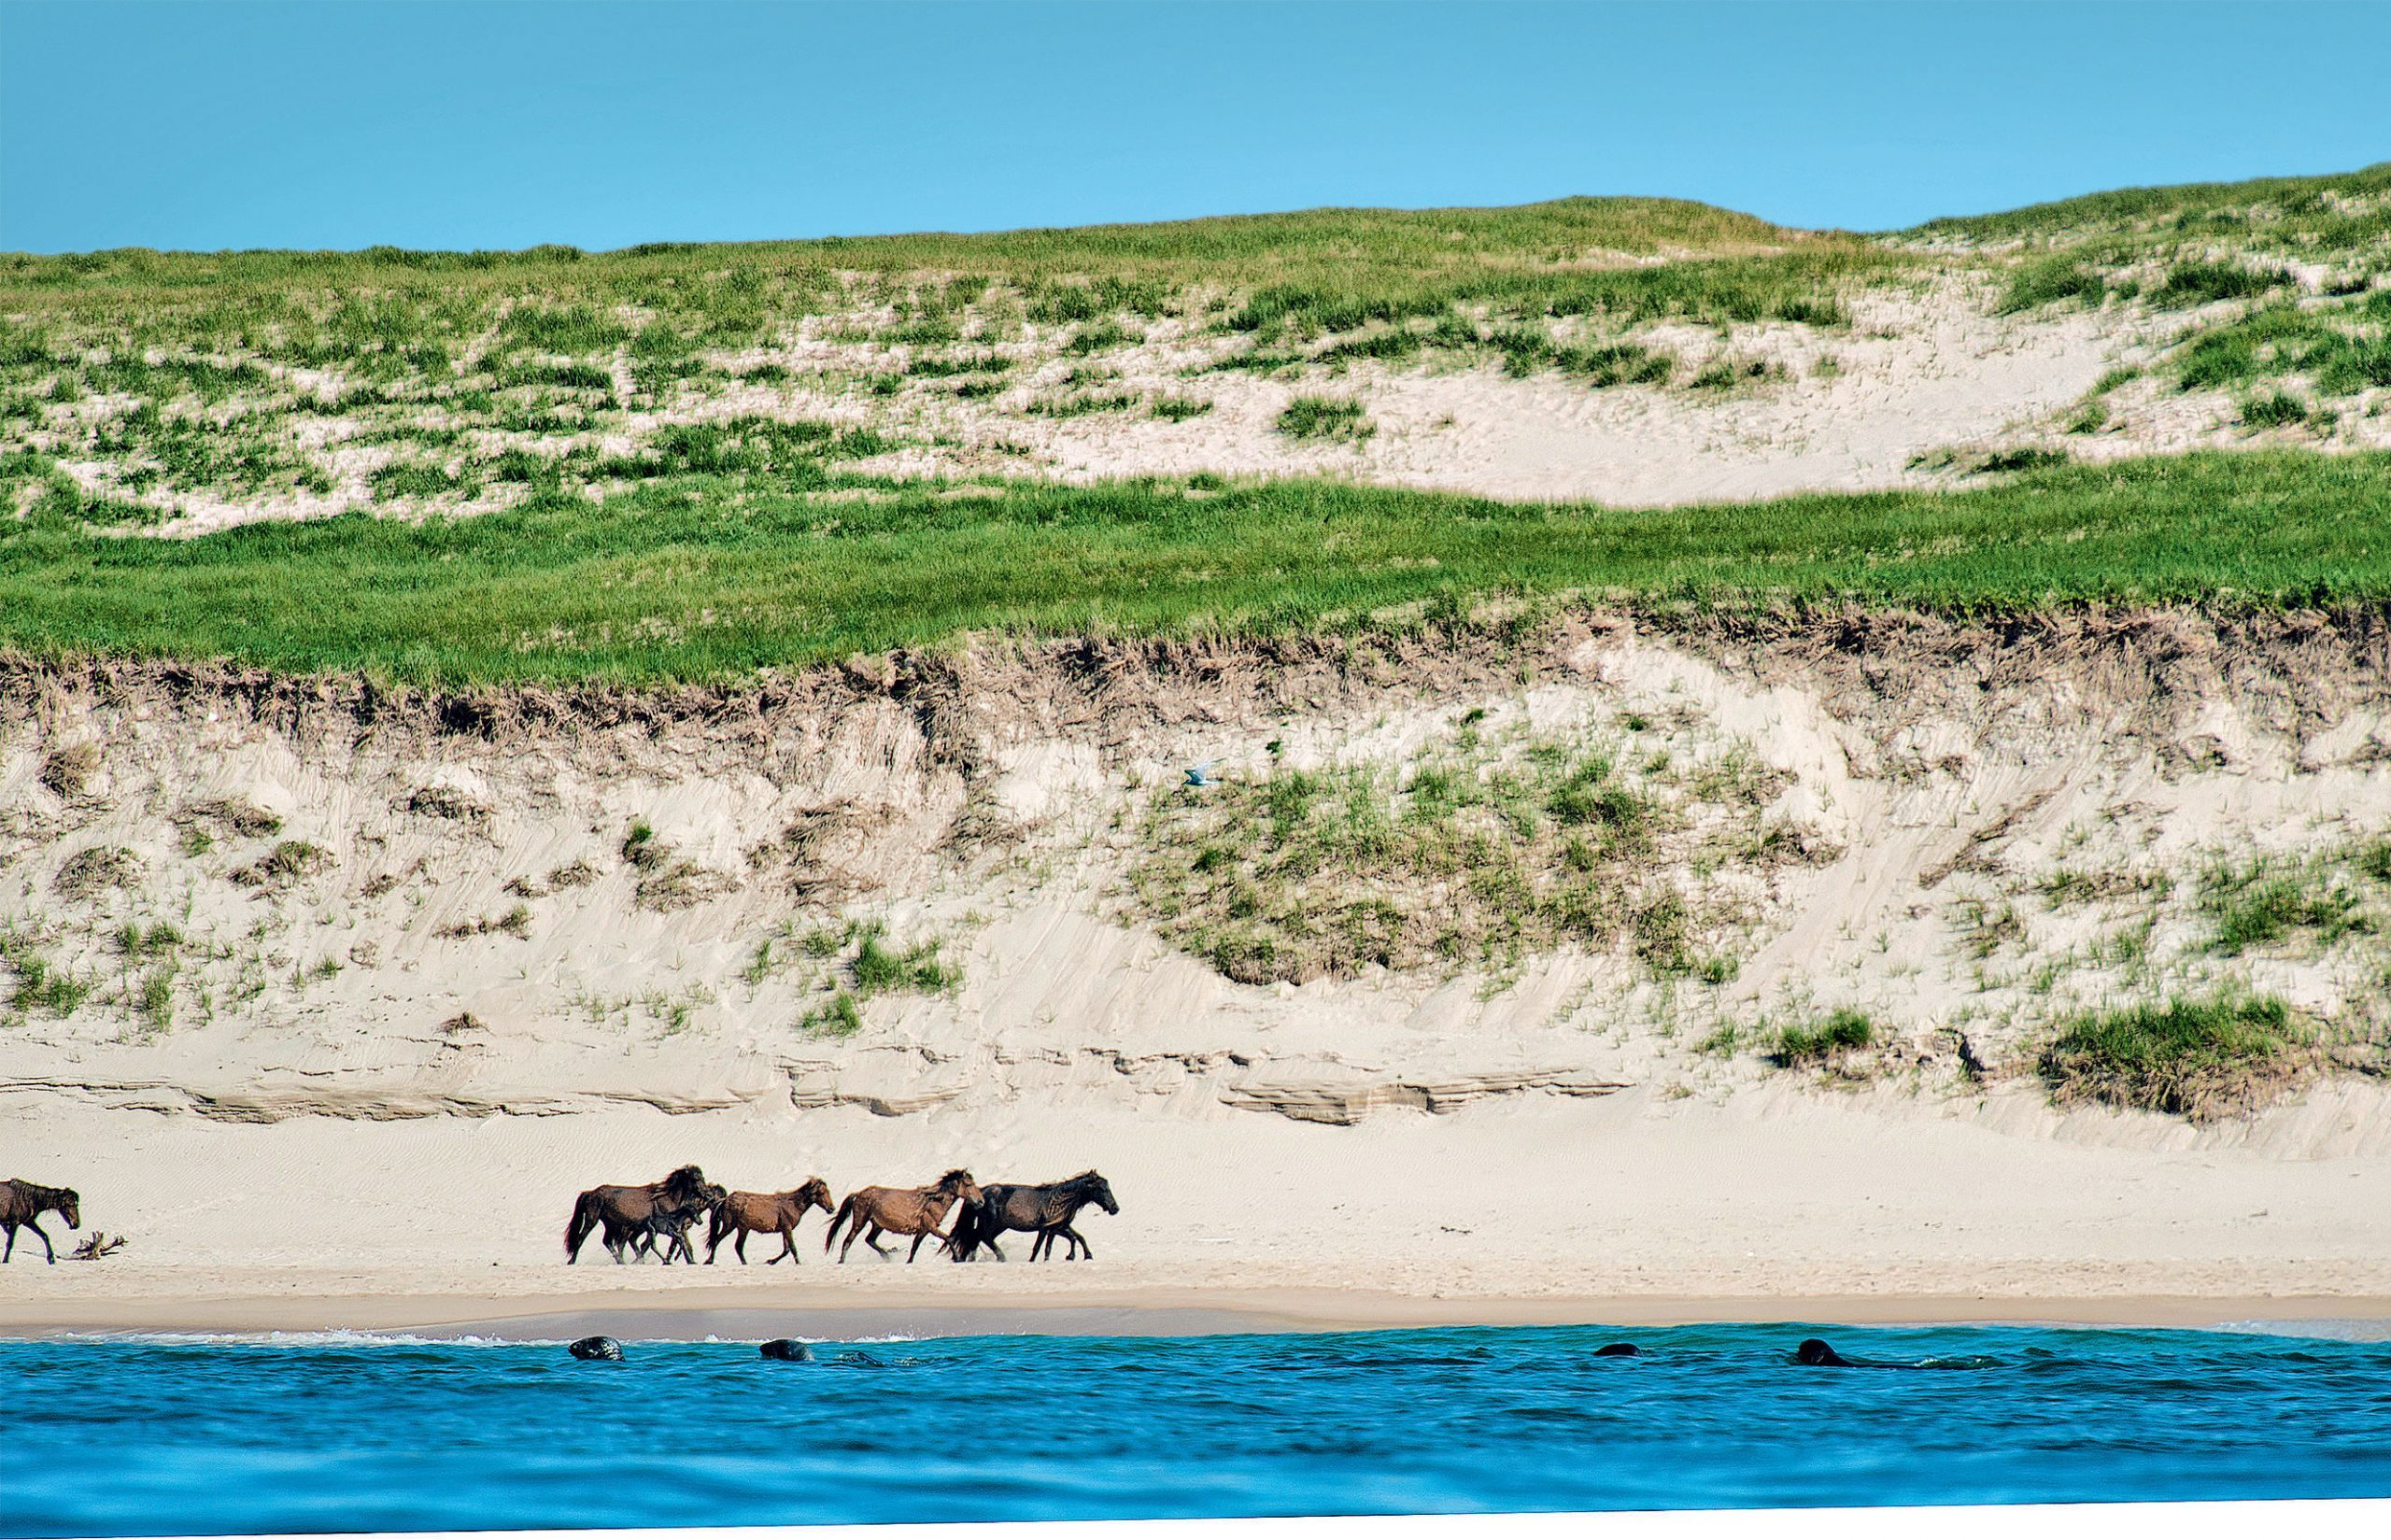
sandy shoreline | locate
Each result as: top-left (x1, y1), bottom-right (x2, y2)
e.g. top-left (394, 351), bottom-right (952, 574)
top-left (9, 1284), bottom-right (2391, 1341)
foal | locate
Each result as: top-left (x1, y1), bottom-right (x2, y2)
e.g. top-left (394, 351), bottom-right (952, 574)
top-left (705, 1179), bottom-right (835, 1264)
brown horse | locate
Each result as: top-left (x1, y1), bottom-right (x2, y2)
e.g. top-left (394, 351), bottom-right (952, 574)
top-left (947, 1171), bottom-right (1119, 1263)
top-left (825, 1169), bottom-right (980, 1263)
top-left (705, 1179), bottom-right (834, 1264)
top-left (563, 1165), bottom-right (724, 1264)
top-left (2, 1179), bottom-right (80, 1265)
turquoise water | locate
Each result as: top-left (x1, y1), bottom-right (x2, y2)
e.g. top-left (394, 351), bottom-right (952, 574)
top-left (4, 1323), bottom-right (2389, 1534)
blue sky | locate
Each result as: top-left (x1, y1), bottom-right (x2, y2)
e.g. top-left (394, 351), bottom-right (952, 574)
top-left (4, 0), bottom-right (2387, 253)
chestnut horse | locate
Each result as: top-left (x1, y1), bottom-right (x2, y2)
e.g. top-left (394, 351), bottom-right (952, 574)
top-left (563, 1165), bottom-right (724, 1264)
top-left (825, 1169), bottom-right (980, 1263)
top-left (1, 1179), bottom-right (79, 1265)
top-left (705, 1179), bottom-right (834, 1264)
top-left (947, 1170), bottom-right (1118, 1263)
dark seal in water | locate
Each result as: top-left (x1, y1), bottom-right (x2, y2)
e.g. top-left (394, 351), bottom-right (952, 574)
top-left (1793, 1337), bottom-right (1855, 1367)
top-left (569, 1335), bottom-right (625, 1361)
top-left (1593, 1342), bottom-right (1641, 1357)
top-left (760, 1339), bottom-right (814, 1362)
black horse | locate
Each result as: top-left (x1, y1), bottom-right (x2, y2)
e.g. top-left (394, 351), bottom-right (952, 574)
top-left (1, 1180), bottom-right (79, 1264)
top-left (947, 1170), bottom-right (1118, 1262)
top-left (563, 1166), bottom-right (724, 1264)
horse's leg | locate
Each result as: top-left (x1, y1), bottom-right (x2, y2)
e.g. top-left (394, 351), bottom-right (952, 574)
top-left (1062, 1225), bottom-right (1091, 1260)
top-left (863, 1223), bottom-right (894, 1259)
top-left (1029, 1230), bottom-right (1049, 1262)
top-left (836, 1215), bottom-right (860, 1263)
top-left (2, 1222), bottom-right (14, 1263)
top-left (907, 1230), bottom-right (929, 1263)
top-left (771, 1227), bottom-right (799, 1264)
top-left (736, 1229), bottom-right (751, 1264)
top-left (27, 1219), bottom-right (53, 1264)
top-left (984, 1234), bottom-right (1007, 1263)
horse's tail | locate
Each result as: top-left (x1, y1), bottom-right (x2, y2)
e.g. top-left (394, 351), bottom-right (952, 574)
top-left (565, 1191), bottom-right (602, 1263)
top-left (948, 1196), bottom-right (992, 1261)
top-left (824, 1194), bottom-right (856, 1252)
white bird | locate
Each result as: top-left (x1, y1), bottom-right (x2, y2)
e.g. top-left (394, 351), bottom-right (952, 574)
top-left (1182, 761), bottom-right (1218, 787)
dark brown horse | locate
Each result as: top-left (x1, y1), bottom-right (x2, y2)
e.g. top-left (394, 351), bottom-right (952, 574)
top-left (947, 1170), bottom-right (1118, 1263)
top-left (705, 1179), bottom-right (835, 1264)
top-left (1, 1179), bottom-right (80, 1265)
top-left (825, 1169), bottom-right (979, 1263)
top-left (563, 1165), bottom-right (724, 1264)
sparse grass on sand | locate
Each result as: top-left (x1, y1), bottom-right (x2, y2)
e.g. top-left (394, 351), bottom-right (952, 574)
top-left (5, 450), bottom-right (2391, 685)
top-left (1126, 714), bottom-right (1790, 983)
top-left (2037, 994), bottom-right (2302, 1121)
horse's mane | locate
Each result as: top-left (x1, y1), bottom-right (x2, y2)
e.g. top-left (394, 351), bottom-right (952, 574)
top-left (661, 1165), bottom-right (709, 1201)
top-left (935, 1168), bottom-right (974, 1189)
top-left (3, 1180), bottom-right (75, 1207)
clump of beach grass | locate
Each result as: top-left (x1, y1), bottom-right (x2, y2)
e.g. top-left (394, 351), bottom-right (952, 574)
top-left (2036, 993), bottom-right (2302, 1121)
top-left (1275, 395), bottom-right (1374, 443)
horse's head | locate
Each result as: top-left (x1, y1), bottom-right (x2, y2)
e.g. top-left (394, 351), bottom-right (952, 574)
top-left (935, 1168), bottom-right (981, 1204)
top-left (696, 1180), bottom-right (729, 1211)
top-left (662, 1165), bottom-right (709, 1201)
top-left (59, 1188), bottom-right (80, 1228)
top-left (797, 1177), bottom-right (834, 1214)
top-left (1071, 1171), bottom-right (1118, 1216)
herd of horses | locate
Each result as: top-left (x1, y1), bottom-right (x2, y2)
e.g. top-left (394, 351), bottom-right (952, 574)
top-left (1, 1167), bottom-right (1117, 1269)
top-left (562, 1166), bottom-right (1118, 1266)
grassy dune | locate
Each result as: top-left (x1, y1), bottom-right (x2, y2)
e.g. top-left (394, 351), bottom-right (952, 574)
top-left (2, 450), bottom-right (2387, 685)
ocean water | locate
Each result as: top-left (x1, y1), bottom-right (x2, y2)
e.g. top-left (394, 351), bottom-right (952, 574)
top-left (5, 1322), bottom-right (2390, 1534)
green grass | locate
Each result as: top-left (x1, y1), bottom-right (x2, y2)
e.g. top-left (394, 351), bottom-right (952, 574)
top-left (2037, 993), bottom-right (2301, 1119)
top-left (0, 197), bottom-right (1875, 396)
top-left (1129, 717), bottom-right (1802, 983)
top-left (1913, 162), bottom-right (2391, 249)
top-left (1772, 1009), bottom-right (1875, 1066)
top-left (2239, 390), bottom-right (2315, 430)
top-left (1276, 395), bottom-right (1374, 442)
top-left (7, 451), bottom-right (2391, 685)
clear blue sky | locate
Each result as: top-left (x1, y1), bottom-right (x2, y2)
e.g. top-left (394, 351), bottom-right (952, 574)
top-left (4, 0), bottom-right (2387, 254)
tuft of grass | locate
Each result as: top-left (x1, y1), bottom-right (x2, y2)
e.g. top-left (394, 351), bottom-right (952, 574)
top-left (2037, 994), bottom-right (2300, 1120)
top-left (850, 928), bottom-right (959, 995)
top-left (1, 933), bottom-right (92, 1016)
top-left (2200, 855), bottom-right (2370, 954)
top-left (1276, 395), bottom-right (1375, 443)
top-left (52, 846), bottom-right (139, 900)
top-left (2152, 261), bottom-right (2291, 308)
top-left (799, 989), bottom-right (864, 1037)
top-left (1997, 257), bottom-right (2110, 314)
top-left (2239, 390), bottom-right (2313, 430)
top-left (1772, 1008), bottom-right (1874, 1066)
top-left (1150, 396), bottom-right (1215, 421)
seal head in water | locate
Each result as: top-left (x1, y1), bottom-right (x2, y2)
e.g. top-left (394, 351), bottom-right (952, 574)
top-left (760, 1338), bottom-right (814, 1362)
top-left (568, 1335), bottom-right (624, 1361)
top-left (1793, 1337), bottom-right (1855, 1366)
top-left (1593, 1342), bottom-right (1641, 1357)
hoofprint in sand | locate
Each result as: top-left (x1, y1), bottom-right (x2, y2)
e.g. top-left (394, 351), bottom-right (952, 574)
top-left (8, 609), bottom-right (2391, 1329)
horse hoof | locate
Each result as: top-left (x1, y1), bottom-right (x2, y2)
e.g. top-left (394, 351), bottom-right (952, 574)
top-left (1793, 1337), bottom-right (1854, 1367)
top-left (1593, 1342), bottom-right (1641, 1357)
top-left (568, 1335), bottom-right (624, 1361)
top-left (760, 1339), bottom-right (814, 1362)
